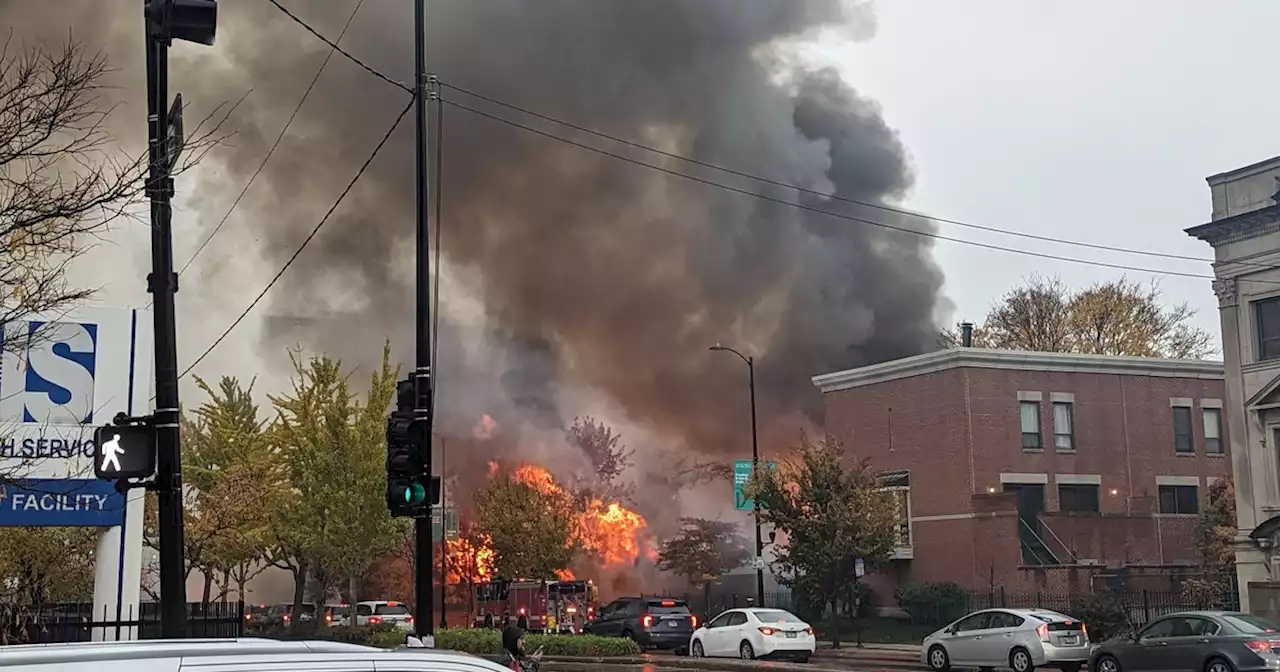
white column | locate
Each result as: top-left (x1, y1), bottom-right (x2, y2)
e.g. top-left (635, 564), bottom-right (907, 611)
top-left (88, 488), bottom-right (145, 641)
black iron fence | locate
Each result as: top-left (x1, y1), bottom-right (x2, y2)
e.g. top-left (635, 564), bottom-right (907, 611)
top-left (1, 601), bottom-right (244, 645)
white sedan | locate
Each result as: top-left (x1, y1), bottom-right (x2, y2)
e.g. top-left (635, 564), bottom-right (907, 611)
top-left (689, 608), bottom-right (815, 662)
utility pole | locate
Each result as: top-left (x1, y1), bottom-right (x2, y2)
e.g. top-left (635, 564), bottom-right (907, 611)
top-left (439, 442), bottom-right (447, 630)
top-left (747, 355), bottom-right (764, 607)
top-left (143, 0), bottom-right (216, 639)
top-left (412, 0), bottom-right (436, 639)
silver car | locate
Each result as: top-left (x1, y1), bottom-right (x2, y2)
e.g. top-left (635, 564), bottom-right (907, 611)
top-left (922, 608), bottom-right (1091, 672)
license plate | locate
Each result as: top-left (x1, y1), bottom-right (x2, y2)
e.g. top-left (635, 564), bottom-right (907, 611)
top-left (786, 631), bottom-right (797, 638)
top-left (667, 620), bottom-right (679, 628)
top-left (1062, 636), bottom-right (1078, 646)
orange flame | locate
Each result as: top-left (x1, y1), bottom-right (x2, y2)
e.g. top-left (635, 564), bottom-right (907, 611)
top-left (554, 568), bottom-right (576, 581)
top-left (446, 534), bottom-right (495, 583)
top-left (482, 463), bottom-right (652, 570)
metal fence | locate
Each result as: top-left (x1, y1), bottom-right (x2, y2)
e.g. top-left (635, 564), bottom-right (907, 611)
top-left (1, 601), bottom-right (245, 644)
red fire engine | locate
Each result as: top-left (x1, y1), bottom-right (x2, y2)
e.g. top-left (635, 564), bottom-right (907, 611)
top-left (473, 578), bottom-right (599, 633)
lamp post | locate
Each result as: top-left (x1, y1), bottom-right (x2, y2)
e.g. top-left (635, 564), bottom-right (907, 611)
top-left (709, 343), bottom-right (764, 607)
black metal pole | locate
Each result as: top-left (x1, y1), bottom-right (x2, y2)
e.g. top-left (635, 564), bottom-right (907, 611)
top-left (440, 440), bottom-right (447, 629)
top-left (412, 0), bottom-right (435, 639)
top-left (145, 0), bottom-right (187, 639)
top-left (748, 356), bottom-right (763, 607)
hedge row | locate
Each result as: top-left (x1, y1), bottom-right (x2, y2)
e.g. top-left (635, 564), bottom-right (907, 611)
top-left (250, 622), bottom-right (408, 649)
top-left (434, 628), bottom-right (641, 657)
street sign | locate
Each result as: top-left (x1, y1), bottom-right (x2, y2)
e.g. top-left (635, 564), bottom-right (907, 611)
top-left (855, 557), bottom-right (865, 578)
top-left (165, 93), bottom-right (184, 170)
top-left (0, 479), bottom-right (126, 527)
top-left (752, 556), bottom-right (766, 571)
top-left (94, 424), bottom-right (156, 480)
top-left (733, 459), bottom-right (778, 511)
top-left (431, 504), bottom-right (459, 542)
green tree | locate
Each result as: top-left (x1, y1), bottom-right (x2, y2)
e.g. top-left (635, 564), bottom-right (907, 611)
top-left (266, 343), bottom-right (401, 626)
top-left (1183, 474), bottom-right (1237, 608)
top-left (567, 416), bottom-right (634, 506)
top-left (945, 275), bottom-right (1215, 359)
top-left (476, 467), bottom-right (574, 579)
top-left (744, 434), bottom-right (899, 648)
top-left (657, 518), bottom-right (750, 606)
top-left (0, 526), bottom-right (96, 643)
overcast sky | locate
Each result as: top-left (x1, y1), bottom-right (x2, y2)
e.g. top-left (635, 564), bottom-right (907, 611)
top-left (814, 0), bottom-right (1279, 354)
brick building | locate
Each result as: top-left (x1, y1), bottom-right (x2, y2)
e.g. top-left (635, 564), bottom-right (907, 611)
top-left (812, 345), bottom-right (1230, 596)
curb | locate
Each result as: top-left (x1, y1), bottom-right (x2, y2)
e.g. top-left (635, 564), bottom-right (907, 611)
top-left (474, 652), bottom-right (927, 671)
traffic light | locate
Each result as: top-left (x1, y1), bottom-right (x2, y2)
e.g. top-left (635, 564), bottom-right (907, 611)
top-left (386, 377), bottom-right (440, 517)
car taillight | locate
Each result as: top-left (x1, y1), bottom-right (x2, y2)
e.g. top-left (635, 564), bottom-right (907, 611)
top-left (642, 615), bottom-right (653, 628)
top-left (369, 616), bottom-right (383, 625)
top-left (1036, 624), bottom-right (1049, 642)
top-left (283, 614), bottom-right (291, 623)
top-left (1082, 624), bottom-right (1088, 641)
top-left (758, 627), bottom-right (778, 636)
top-left (690, 615), bottom-right (698, 628)
top-left (1246, 640), bottom-right (1272, 654)
top-left (325, 614), bottom-right (333, 623)
top-left (406, 616), bottom-right (414, 624)
top-left (244, 614), bottom-right (252, 621)
top-left (803, 627), bottom-right (813, 635)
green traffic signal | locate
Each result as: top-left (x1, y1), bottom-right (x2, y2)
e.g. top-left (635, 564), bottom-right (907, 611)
top-left (403, 481), bottom-right (426, 505)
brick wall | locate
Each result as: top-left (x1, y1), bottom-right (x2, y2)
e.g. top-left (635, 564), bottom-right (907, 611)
top-left (821, 361), bottom-right (1227, 592)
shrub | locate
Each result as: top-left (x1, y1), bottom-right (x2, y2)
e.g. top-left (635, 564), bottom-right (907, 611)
top-left (1070, 592), bottom-right (1131, 643)
top-left (895, 582), bottom-right (968, 626)
top-left (435, 628), bottom-right (641, 657)
top-left (251, 622), bottom-right (406, 648)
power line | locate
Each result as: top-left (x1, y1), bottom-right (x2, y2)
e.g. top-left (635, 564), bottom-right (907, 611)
top-left (439, 96), bottom-right (1228, 283)
top-left (176, 0), bottom-right (368, 283)
top-left (439, 82), bottom-right (1213, 266)
top-left (265, 0), bottom-right (412, 94)
top-left (179, 98), bottom-right (414, 379)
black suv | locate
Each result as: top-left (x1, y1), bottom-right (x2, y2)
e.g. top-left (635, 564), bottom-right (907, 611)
top-left (585, 597), bottom-right (697, 653)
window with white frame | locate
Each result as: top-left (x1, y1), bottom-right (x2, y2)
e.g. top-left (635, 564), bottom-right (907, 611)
top-left (1204, 408), bottom-right (1223, 454)
top-left (1020, 401), bottom-right (1042, 449)
top-left (876, 470), bottom-right (911, 547)
top-left (1053, 402), bottom-right (1074, 451)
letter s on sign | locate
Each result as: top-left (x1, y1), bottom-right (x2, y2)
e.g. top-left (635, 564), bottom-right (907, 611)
top-left (0, 321), bottom-right (98, 426)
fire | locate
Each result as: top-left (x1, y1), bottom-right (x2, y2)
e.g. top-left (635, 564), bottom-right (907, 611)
top-left (554, 568), bottom-right (576, 581)
top-left (483, 462), bottom-right (653, 569)
top-left (473, 414), bottom-right (500, 440)
top-left (446, 534), bottom-right (495, 583)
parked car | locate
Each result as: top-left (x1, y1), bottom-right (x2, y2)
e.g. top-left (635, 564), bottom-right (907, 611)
top-left (350, 601), bottom-right (414, 631)
top-left (321, 604), bottom-right (349, 627)
top-left (1090, 611), bottom-right (1280, 672)
top-left (583, 597), bottom-right (697, 653)
top-left (688, 608), bottom-right (814, 662)
top-left (922, 608), bottom-right (1090, 672)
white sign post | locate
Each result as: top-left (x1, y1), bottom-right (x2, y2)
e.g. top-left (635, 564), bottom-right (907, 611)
top-left (0, 308), bottom-right (153, 641)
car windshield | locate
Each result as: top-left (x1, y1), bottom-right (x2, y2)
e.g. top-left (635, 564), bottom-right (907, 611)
top-left (645, 601), bottom-right (689, 615)
top-left (1222, 614), bottom-right (1280, 634)
top-left (329, 606), bottom-right (349, 617)
top-left (375, 604), bottom-right (410, 615)
top-left (754, 610), bottom-right (800, 623)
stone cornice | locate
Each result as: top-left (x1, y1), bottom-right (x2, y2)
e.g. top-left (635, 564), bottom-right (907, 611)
top-left (812, 348), bottom-right (1224, 394)
top-left (1185, 205), bottom-right (1280, 247)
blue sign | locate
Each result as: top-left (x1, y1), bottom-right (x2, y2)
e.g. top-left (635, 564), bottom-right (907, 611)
top-left (0, 321), bottom-right (99, 425)
top-left (734, 459), bottom-right (778, 511)
top-left (0, 479), bottom-right (124, 527)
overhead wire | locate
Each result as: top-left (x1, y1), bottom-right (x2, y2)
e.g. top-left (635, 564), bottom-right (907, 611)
top-left (438, 96), bottom-right (1237, 283)
top-left (439, 82), bottom-right (1216, 266)
top-left (173, 0), bottom-right (369, 290)
top-left (265, 0), bottom-right (412, 94)
top-left (179, 98), bottom-right (414, 379)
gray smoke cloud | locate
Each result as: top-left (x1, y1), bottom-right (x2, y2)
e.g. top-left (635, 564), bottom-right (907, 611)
top-left (3, 0), bottom-right (947, 466)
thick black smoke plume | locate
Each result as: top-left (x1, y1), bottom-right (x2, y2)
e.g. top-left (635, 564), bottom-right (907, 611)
top-left (4, 0), bottom-right (946, 460)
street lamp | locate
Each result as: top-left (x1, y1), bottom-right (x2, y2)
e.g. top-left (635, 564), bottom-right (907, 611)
top-left (709, 343), bottom-right (764, 607)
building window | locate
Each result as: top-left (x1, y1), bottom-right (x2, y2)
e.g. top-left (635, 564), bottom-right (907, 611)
top-left (1257, 296), bottom-right (1280, 361)
top-left (1053, 402), bottom-right (1074, 451)
top-left (1173, 406), bottom-right (1193, 453)
top-left (1058, 484), bottom-right (1100, 513)
top-left (876, 471), bottom-right (911, 547)
top-left (1158, 485), bottom-right (1199, 515)
top-left (1204, 408), bottom-right (1223, 454)
top-left (1020, 401), bottom-right (1042, 449)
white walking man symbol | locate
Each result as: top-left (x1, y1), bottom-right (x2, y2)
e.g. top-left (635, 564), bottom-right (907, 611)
top-left (101, 433), bottom-right (124, 473)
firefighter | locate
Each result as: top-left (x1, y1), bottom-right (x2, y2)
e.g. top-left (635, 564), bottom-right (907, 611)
top-left (483, 610), bottom-right (495, 629)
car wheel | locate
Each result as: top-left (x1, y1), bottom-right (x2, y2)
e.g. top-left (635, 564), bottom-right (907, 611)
top-left (796, 652), bottom-right (811, 663)
top-left (1010, 646), bottom-right (1035, 672)
top-left (1205, 657), bottom-right (1235, 672)
top-left (1095, 654), bottom-right (1120, 672)
top-left (739, 640), bottom-right (755, 659)
top-left (927, 644), bottom-right (951, 671)
top-left (1059, 664), bottom-right (1082, 672)
top-left (691, 640), bottom-right (704, 658)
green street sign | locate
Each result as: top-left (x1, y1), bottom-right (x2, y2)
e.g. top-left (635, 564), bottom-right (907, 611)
top-left (432, 505), bottom-right (459, 542)
top-left (733, 459), bottom-right (777, 511)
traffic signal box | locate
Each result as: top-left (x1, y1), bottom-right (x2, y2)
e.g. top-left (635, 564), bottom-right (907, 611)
top-left (386, 377), bottom-right (440, 518)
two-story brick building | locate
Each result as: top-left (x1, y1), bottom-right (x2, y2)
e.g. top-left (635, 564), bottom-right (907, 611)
top-left (812, 344), bottom-right (1230, 595)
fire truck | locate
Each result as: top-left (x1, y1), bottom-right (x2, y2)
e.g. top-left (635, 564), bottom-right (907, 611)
top-left (472, 578), bottom-right (599, 633)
